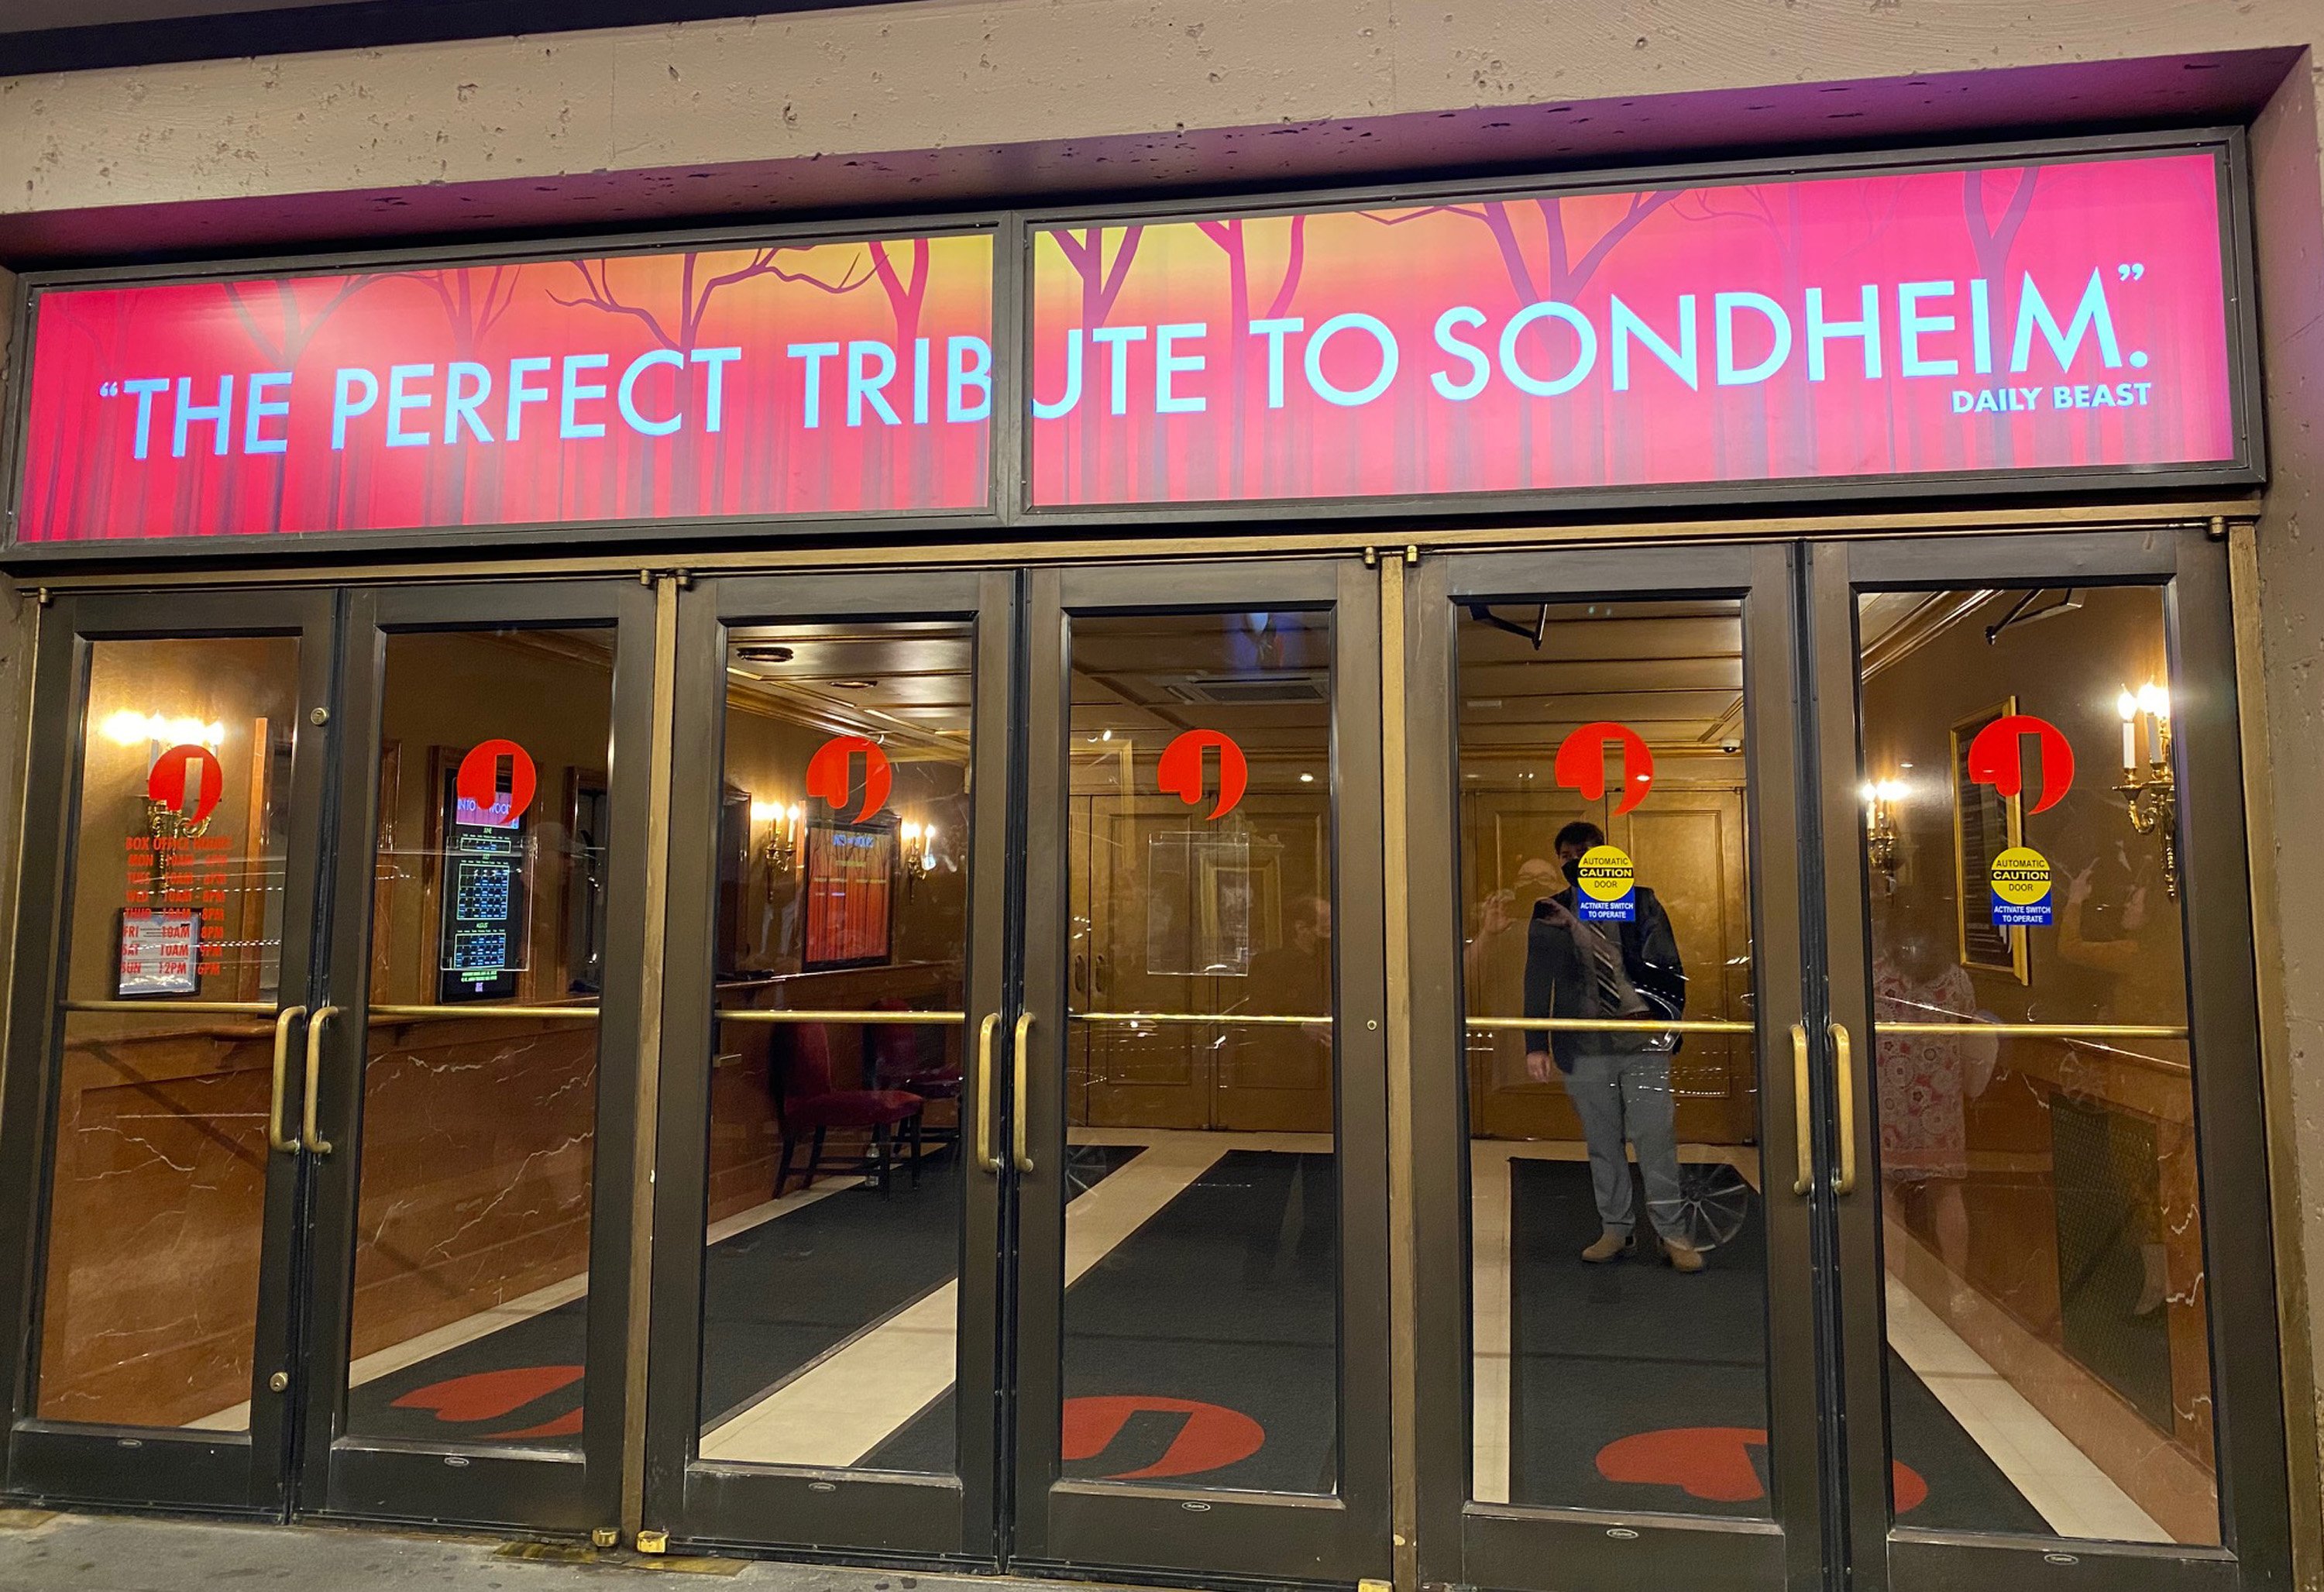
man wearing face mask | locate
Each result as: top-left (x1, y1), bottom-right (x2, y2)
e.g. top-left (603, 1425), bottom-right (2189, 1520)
top-left (1524, 821), bottom-right (1698, 1272)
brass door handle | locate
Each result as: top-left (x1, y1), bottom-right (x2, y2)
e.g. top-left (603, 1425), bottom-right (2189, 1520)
top-left (1831, 1021), bottom-right (1858, 1195)
top-left (304, 1006), bottom-right (342, 1157)
top-left (1789, 1023), bottom-right (1812, 1196)
top-left (1011, 1011), bottom-right (1036, 1173)
top-left (975, 1014), bottom-right (1000, 1173)
top-left (268, 1006), bottom-right (308, 1154)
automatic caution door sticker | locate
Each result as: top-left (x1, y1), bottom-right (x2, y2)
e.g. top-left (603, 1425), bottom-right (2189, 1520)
top-left (1990, 845), bottom-right (2054, 927)
top-left (1575, 844), bottom-right (1637, 923)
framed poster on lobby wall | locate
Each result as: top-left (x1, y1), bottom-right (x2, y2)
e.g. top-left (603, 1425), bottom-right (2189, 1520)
top-left (803, 819), bottom-right (896, 971)
top-left (1951, 697), bottom-right (2031, 983)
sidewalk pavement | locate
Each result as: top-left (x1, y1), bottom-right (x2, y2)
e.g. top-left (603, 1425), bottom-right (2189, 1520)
top-left (0, 1510), bottom-right (1088, 1592)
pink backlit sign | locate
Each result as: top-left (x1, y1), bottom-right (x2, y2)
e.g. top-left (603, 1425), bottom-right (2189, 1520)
top-left (1027, 150), bottom-right (2240, 507)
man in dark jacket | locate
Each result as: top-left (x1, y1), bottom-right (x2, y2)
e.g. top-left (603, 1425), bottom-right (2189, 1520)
top-left (1523, 820), bottom-right (1700, 1272)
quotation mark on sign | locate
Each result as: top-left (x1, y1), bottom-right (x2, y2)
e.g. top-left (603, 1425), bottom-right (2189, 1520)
top-left (98, 382), bottom-right (121, 399)
top-left (2115, 263), bottom-right (2147, 281)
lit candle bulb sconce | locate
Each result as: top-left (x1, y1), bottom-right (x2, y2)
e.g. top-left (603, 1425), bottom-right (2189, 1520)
top-left (899, 820), bottom-right (938, 894)
top-left (2116, 682), bottom-right (2178, 900)
top-left (754, 799), bottom-right (803, 901)
top-left (1862, 778), bottom-right (1906, 884)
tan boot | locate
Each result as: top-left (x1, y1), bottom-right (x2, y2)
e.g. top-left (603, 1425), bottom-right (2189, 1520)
top-left (1581, 1229), bottom-right (1634, 1264)
top-left (1661, 1235), bottom-right (1705, 1274)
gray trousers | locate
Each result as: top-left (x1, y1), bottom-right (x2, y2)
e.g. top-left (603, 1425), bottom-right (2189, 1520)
top-left (1562, 1049), bottom-right (1686, 1240)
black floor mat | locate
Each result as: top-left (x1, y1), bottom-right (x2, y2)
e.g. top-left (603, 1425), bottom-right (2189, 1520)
top-left (344, 1144), bottom-right (1003, 1449)
top-left (1508, 1155), bottom-right (2050, 1533)
top-left (868, 1147), bottom-right (1339, 1492)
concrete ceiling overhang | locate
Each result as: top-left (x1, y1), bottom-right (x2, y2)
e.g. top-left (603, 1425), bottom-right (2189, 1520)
top-left (0, 29), bottom-right (2300, 267)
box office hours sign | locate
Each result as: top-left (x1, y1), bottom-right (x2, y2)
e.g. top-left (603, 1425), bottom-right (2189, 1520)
top-left (1026, 148), bottom-right (2248, 507)
top-left (14, 232), bottom-right (995, 544)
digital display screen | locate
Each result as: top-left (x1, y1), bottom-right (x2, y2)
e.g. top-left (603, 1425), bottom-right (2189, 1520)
top-left (438, 764), bottom-right (530, 1002)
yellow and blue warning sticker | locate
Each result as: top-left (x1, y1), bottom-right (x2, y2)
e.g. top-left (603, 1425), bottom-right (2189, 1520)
top-left (1575, 844), bottom-right (1637, 923)
top-left (1990, 845), bottom-right (2054, 927)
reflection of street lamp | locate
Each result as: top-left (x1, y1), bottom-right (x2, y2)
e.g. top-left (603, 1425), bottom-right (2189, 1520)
top-left (1862, 779), bottom-right (1906, 883)
top-left (2116, 683), bottom-right (2178, 899)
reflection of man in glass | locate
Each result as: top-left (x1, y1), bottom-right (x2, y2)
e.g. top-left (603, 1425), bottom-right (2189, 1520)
top-left (1522, 822), bottom-right (1698, 1272)
top-left (1241, 895), bottom-right (1333, 1085)
top-left (1247, 894), bottom-right (1332, 1017)
top-left (1870, 892), bottom-right (1995, 1298)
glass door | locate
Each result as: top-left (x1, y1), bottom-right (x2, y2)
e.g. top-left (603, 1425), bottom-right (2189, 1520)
top-left (643, 569), bottom-right (1018, 1559)
top-left (0, 588), bottom-right (337, 1512)
top-left (294, 579), bottom-right (657, 1531)
top-left (1010, 558), bottom-right (1393, 1583)
top-left (1809, 528), bottom-right (2292, 1591)
top-left (1407, 542), bottom-right (1824, 1592)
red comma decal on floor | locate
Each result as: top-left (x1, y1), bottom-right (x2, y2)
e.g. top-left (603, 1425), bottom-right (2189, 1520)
top-left (1596, 1426), bottom-right (1927, 1512)
top-left (1062, 1395), bottom-right (1265, 1480)
top-left (1554, 721), bottom-right (1655, 815)
top-left (1967, 713), bottom-right (2075, 816)
top-left (806, 734), bottom-right (893, 823)
top-left (1157, 729), bottom-right (1249, 821)
top-left (146, 744), bottom-right (225, 826)
top-left (392, 1365), bottom-right (585, 1441)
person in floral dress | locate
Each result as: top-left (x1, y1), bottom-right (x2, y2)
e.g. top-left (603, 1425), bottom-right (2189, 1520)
top-left (1871, 909), bottom-right (1996, 1291)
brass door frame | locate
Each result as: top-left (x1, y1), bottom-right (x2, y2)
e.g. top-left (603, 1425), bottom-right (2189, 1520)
top-left (0, 586), bottom-right (339, 1514)
top-left (1404, 541), bottom-right (1821, 1592)
top-left (1808, 527), bottom-right (2291, 1592)
top-left (295, 576), bottom-right (659, 1533)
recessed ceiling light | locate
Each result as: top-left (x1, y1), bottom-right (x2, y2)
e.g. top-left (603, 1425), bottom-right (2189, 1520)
top-left (1299, 772), bottom-right (1315, 783)
top-left (734, 645), bottom-right (795, 664)
top-left (829, 679), bottom-right (878, 690)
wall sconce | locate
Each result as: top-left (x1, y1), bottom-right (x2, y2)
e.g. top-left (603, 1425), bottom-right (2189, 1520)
top-left (753, 799), bottom-right (802, 901)
top-left (1862, 779), bottom-right (1906, 883)
top-left (108, 713), bottom-right (226, 850)
top-left (2116, 682), bottom-right (2178, 899)
top-left (900, 820), bottom-right (937, 893)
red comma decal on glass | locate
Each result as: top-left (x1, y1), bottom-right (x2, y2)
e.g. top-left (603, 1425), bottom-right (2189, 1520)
top-left (1157, 729), bottom-right (1248, 821)
top-left (1554, 721), bottom-right (1655, 816)
top-left (1967, 713), bottom-right (2075, 816)
top-left (806, 734), bottom-right (893, 823)
top-left (455, 738), bottom-right (538, 827)
top-left (146, 744), bottom-right (225, 825)
top-left (1061, 1394), bottom-right (1266, 1481)
top-left (1597, 1426), bottom-right (1927, 1512)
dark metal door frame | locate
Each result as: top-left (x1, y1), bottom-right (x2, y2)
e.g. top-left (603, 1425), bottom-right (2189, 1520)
top-left (292, 576), bottom-right (658, 1532)
top-left (1009, 556), bottom-right (1394, 1585)
top-left (1805, 526), bottom-right (2290, 1592)
top-left (0, 586), bottom-right (339, 1514)
top-left (641, 567), bottom-right (1018, 1563)
top-left (1404, 542), bottom-right (1823, 1592)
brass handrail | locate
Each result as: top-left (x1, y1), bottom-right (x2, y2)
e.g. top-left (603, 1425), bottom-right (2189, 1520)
top-left (1466, 1016), bottom-right (1755, 1034)
top-left (1072, 1011), bottom-right (1330, 1026)
top-left (717, 1008), bottom-right (964, 1024)
top-left (64, 999), bottom-right (277, 1015)
top-left (371, 1004), bottom-right (600, 1020)
top-left (1877, 1021), bottom-right (2188, 1039)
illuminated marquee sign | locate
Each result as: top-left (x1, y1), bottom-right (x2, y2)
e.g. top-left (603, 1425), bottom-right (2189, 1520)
top-left (1026, 149), bottom-right (2243, 507)
top-left (15, 233), bottom-right (995, 543)
top-left (6, 143), bottom-right (2250, 548)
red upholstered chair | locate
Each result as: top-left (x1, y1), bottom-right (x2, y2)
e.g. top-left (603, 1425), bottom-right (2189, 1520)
top-left (868, 999), bottom-right (964, 1160)
top-left (772, 1023), bottom-right (925, 1197)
